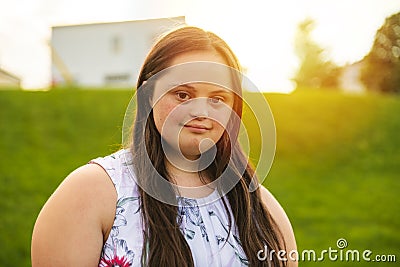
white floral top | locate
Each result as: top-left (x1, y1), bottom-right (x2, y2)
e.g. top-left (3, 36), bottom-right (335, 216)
top-left (90, 149), bottom-right (249, 267)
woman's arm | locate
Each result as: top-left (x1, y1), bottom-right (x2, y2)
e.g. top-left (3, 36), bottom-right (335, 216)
top-left (31, 164), bottom-right (117, 267)
top-left (260, 185), bottom-right (298, 267)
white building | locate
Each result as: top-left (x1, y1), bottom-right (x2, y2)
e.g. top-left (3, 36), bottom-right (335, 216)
top-left (0, 68), bottom-right (21, 88)
top-left (339, 61), bottom-right (366, 94)
top-left (51, 16), bottom-right (185, 88)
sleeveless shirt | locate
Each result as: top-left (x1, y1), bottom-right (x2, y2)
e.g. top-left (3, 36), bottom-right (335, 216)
top-left (90, 149), bottom-right (249, 267)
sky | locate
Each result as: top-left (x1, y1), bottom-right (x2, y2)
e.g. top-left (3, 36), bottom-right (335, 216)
top-left (0, 0), bottom-right (399, 92)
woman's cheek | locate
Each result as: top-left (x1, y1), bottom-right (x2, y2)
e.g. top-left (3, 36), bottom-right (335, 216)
top-left (153, 100), bottom-right (177, 131)
top-left (209, 107), bottom-right (232, 129)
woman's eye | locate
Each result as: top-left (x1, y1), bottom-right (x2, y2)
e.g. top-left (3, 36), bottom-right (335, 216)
top-left (176, 92), bottom-right (190, 101)
top-left (209, 97), bottom-right (224, 104)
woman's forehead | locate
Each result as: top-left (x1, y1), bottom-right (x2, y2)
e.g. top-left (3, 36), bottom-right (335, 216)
top-left (169, 50), bottom-right (227, 66)
top-left (152, 61), bottom-right (240, 95)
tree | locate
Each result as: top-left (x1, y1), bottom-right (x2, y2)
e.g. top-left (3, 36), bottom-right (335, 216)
top-left (361, 12), bottom-right (400, 93)
top-left (293, 18), bottom-right (340, 89)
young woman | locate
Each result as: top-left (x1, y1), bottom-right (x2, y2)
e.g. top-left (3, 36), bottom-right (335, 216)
top-left (32, 26), bottom-right (297, 267)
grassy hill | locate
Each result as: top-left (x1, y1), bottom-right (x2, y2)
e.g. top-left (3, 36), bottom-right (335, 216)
top-left (0, 89), bottom-right (399, 266)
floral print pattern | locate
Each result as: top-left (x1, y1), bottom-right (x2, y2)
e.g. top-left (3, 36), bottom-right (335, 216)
top-left (99, 196), bottom-right (140, 266)
top-left (178, 197), bottom-right (209, 241)
top-left (92, 149), bottom-right (249, 267)
top-left (99, 239), bottom-right (134, 267)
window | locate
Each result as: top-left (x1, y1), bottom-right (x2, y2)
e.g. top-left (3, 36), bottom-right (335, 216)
top-left (111, 35), bottom-right (121, 54)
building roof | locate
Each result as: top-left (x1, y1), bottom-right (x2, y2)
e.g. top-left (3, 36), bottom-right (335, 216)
top-left (0, 68), bottom-right (21, 83)
top-left (51, 16), bottom-right (186, 29)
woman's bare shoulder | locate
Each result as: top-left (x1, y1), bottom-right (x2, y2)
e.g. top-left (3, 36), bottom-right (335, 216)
top-left (42, 163), bottom-right (118, 227)
top-left (31, 163), bottom-right (117, 266)
top-left (259, 185), bottom-right (298, 267)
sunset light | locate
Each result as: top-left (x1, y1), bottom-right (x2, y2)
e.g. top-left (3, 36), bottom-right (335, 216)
top-left (0, 0), bottom-right (399, 92)
top-left (2, 2), bottom-right (400, 267)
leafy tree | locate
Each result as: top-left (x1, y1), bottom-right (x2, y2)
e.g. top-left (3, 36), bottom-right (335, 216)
top-left (361, 12), bottom-right (400, 93)
top-left (293, 18), bottom-right (340, 89)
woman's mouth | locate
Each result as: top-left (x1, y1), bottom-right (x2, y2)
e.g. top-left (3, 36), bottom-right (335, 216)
top-left (183, 123), bottom-right (211, 133)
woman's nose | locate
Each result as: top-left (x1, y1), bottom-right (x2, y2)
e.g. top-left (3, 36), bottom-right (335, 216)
top-left (188, 97), bottom-right (209, 118)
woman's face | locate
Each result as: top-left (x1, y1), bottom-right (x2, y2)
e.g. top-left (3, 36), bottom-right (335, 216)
top-left (152, 51), bottom-right (235, 160)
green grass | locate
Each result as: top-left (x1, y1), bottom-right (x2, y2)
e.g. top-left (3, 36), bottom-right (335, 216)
top-left (0, 89), bottom-right (399, 266)
top-left (262, 91), bottom-right (400, 266)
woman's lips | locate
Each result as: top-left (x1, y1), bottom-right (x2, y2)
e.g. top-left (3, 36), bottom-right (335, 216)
top-left (184, 124), bottom-right (210, 133)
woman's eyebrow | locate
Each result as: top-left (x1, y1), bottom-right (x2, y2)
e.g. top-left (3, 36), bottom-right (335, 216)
top-left (169, 83), bottom-right (197, 91)
top-left (179, 84), bottom-right (197, 90)
top-left (211, 89), bottom-right (233, 95)
top-left (170, 83), bottom-right (233, 95)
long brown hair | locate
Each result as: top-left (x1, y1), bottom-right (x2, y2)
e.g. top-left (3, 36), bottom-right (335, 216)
top-left (131, 26), bottom-right (286, 266)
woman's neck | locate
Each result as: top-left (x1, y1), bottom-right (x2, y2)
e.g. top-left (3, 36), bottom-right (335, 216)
top-left (165, 159), bottom-right (215, 198)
